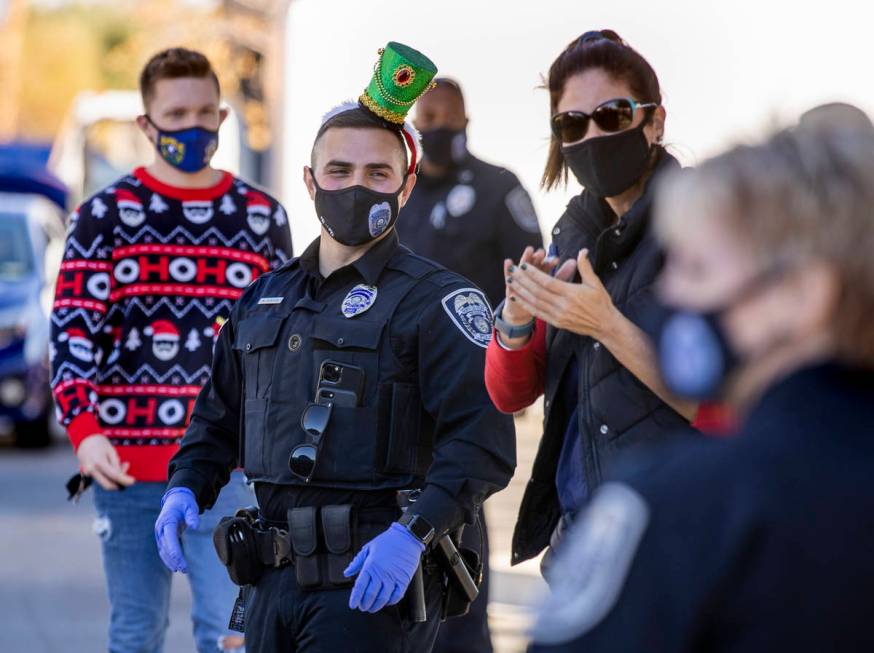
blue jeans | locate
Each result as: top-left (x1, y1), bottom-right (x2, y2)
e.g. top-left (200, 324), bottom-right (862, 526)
top-left (93, 471), bottom-right (254, 653)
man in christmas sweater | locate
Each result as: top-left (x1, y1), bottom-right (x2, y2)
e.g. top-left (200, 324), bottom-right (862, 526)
top-left (50, 48), bottom-right (292, 653)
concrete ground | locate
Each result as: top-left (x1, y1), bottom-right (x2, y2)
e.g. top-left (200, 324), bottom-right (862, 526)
top-left (0, 405), bottom-right (547, 652)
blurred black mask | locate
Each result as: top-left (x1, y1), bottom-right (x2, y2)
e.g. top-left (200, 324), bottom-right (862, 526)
top-left (420, 127), bottom-right (468, 168)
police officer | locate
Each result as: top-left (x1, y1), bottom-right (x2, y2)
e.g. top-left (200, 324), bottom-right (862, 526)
top-left (528, 115), bottom-right (874, 652)
top-left (153, 43), bottom-right (515, 653)
top-left (396, 77), bottom-right (543, 308)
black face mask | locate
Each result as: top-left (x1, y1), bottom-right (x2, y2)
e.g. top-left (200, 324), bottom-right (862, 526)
top-left (309, 169), bottom-right (405, 247)
top-left (420, 127), bottom-right (467, 168)
top-left (562, 120), bottom-right (653, 198)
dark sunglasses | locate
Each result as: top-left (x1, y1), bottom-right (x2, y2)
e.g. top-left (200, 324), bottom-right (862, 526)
top-left (551, 97), bottom-right (657, 144)
top-left (289, 401), bottom-right (333, 483)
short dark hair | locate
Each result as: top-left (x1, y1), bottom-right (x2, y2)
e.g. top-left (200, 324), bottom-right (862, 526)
top-left (311, 107), bottom-right (408, 172)
top-left (432, 77), bottom-right (466, 111)
top-left (542, 30), bottom-right (662, 190)
top-left (139, 48), bottom-right (220, 108)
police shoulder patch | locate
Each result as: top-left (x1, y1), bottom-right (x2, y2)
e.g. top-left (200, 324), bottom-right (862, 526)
top-left (441, 287), bottom-right (493, 348)
top-left (530, 482), bottom-right (650, 646)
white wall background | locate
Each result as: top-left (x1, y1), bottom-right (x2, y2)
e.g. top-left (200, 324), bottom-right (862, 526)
top-left (281, 0), bottom-right (874, 253)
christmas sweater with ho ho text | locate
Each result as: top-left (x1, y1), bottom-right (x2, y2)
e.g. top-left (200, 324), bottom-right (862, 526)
top-left (50, 167), bottom-right (292, 481)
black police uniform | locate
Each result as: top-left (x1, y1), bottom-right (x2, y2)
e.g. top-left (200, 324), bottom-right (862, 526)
top-left (167, 230), bottom-right (516, 652)
top-left (395, 153), bottom-right (543, 307)
top-left (528, 363), bottom-right (874, 653)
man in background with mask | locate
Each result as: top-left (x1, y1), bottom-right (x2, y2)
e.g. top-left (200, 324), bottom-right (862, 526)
top-left (395, 76), bottom-right (541, 653)
top-left (396, 78), bottom-right (543, 308)
top-left (155, 43), bottom-right (515, 652)
top-left (50, 48), bottom-right (292, 652)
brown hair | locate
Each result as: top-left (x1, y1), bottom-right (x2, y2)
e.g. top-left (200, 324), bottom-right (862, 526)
top-left (311, 107), bottom-right (407, 172)
top-left (656, 117), bottom-right (874, 367)
top-left (542, 30), bottom-right (662, 190)
top-left (139, 48), bottom-right (220, 108)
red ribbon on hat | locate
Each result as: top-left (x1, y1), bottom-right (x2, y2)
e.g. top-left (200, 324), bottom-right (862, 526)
top-left (400, 128), bottom-right (418, 175)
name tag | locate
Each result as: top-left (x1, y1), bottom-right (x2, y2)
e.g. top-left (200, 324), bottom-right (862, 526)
top-left (257, 297), bottom-right (284, 305)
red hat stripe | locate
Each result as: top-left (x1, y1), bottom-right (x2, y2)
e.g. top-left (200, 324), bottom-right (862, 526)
top-left (400, 128), bottom-right (417, 175)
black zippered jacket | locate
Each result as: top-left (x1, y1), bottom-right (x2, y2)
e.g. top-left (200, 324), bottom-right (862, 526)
top-left (512, 149), bottom-right (693, 565)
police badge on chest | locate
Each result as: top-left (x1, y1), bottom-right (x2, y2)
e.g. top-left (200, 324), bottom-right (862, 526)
top-left (342, 284), bottom-right (378, 318)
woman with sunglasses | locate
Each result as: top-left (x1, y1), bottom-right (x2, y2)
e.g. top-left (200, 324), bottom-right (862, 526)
top-left (485, 30), bottom-right (697, 571)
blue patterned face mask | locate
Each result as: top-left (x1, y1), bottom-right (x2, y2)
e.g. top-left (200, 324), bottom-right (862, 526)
top-left (145, 116), bottom-right (218, 173)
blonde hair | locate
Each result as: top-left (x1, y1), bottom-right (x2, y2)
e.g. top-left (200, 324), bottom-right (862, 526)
top-left (656, 115), bottom-right (874, 366)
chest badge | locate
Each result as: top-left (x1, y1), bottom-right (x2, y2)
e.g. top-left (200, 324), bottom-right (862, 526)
top-left (341, 284), bottom-right (378, 318)
top-left (446, 184), bottom-right (476, 217)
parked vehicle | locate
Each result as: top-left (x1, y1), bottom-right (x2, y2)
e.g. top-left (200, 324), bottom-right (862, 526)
top-left (0, 192), bottom-right (65, 446)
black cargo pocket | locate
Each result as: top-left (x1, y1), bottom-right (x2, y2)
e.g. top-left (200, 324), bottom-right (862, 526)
top-left (294, 316), bottom-right (386, 484)
top-left (289, 507), bottom-right (320, 589)
top-left (316, 405), bottom-right (380, 484)
top-left (310, 316), bottom-right (384, 402)
top-left (322, 505), bottom-right (354, 587)
top-left (243, 398), bottom-right (268, 476)
top-left (381, 383), bottom-right (421, 474)
top-left (233, 316), bottom-right (284, 398)
top-left (311, 315), bottom-right (384, 351)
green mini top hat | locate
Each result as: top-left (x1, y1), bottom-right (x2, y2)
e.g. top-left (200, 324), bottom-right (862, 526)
top-left (359, 42), bottom-right (438, 124)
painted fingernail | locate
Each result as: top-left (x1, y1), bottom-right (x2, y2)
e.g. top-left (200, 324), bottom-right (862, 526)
top-left (506, 277), bottom-right (513, 284)
top-left (509, 296), bottom-right (517, 302)
top-left (508, 265), bottom-right (516, 272)
top-left (520, 263), bottom-right (528, 270)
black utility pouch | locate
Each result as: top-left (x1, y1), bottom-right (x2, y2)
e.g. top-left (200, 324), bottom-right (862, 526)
top-left (289, 506), bottom-right (320, 589)
top-left (213, 507), bottom-right (265, 587)
top-left (322, 504), bottom-right (354, 587)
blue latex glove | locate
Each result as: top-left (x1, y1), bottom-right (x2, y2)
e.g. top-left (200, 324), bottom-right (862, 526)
top-left (154, 487), bottom-right (199, 573)
top-left (344, 522), bottom-right (425, 613)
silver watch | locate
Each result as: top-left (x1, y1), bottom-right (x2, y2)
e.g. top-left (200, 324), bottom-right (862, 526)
top-left (493, 299), bottom-right (535, 339)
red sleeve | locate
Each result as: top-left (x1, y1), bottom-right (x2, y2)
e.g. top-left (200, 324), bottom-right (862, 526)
top-left (485, 318), bottom-right (547, 413)
top-left (67, 412), bottom-right (103, 450)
